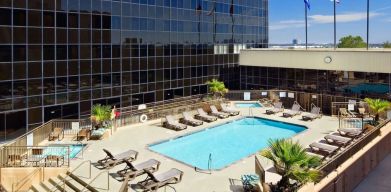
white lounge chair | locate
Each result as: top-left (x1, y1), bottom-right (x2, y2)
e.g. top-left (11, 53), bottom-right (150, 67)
top-left (164, 115), bottom-right (187, 131)
top-left (220, 104), bottom-right (240, 116)
top-left (324, 134), bottom-right (352, 147)
top-left (265, 102), bottom-right (284, 115)
top-left (337, 128), bottom-right (363, 138)
top-left (309, 142), bottom-right (339, 156)
top-left (302, 106), bottom-right (322, 121)
top-left (181, 112), bottom-right (203, 126)
top-left (195, 108), bottom-right (218, 122)
top-left (138, 168), bottom-right (183, 191)
top-left (210, 105), bottom-right (229, 119)
top-left (97, 149), bottom-right (138, 168)
top-left (283, 103), bottom-right (302, 118)
top-left (117, 159), bottom-right (160, 180)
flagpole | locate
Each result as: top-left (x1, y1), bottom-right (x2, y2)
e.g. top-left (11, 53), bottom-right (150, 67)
top-left (366, 0), bottom-right (369, 50)
top-left (334, 0), bottom-right (337, 50)
top-left (305, 3), bottom-right (308, 50)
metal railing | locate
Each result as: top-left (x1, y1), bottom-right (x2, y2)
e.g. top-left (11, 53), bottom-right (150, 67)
top-left (11, 167), bottom-right (42, 192)
top-left (117, 97), bottom-right (220, 127)
top-left (50, 160), bottom-right (91, 192)
top-left (225, 90), bottom-right (362, 115)
top-left (0, 146), bottom-right (70, 168)
top-left (317, 119), bottom-right (390, 179)
top-left (331, 101), bottom-right (370, 117)
top-left (79, 170), bottom-right (109, 191)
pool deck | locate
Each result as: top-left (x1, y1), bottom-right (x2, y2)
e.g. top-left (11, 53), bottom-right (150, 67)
top-left (66, 102), bottom-right (340, 192)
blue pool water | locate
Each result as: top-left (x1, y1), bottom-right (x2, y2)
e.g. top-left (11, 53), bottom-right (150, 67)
top-left (149, 117), bottom-right (306, 170)
top-left (235, 103), bottom-right (262, 108)
top-left (45, 144), bottom-right (86, 158)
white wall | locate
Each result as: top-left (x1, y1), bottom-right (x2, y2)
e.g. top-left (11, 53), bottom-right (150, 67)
top-left (240, 49), bottom-right (391, 73)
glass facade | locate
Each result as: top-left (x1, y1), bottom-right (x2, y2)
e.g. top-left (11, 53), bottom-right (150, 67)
top-left (0, 0), bottom-right (268, 141)
top-left (241, 66), bottom-right (391, 100)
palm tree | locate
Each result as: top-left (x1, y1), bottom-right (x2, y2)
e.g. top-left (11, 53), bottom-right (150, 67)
top-left (91, 104), bottom-right (112, 128)
top-left (206, 79), bottom-right (228, 98)
top-left (260, 139), bottom-right (322, 190)
top-left (364, 98), bottom-right (390, 121)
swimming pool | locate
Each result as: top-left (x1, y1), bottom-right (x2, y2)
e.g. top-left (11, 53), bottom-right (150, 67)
top-left (45, 144), bottom-right (86, 158)
top-left (235, 103), bottom-right (262, 108)
top-left (149, 117), bottom-right (306, 170)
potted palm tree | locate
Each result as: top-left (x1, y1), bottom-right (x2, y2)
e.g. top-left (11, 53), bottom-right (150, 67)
top-left (91, 104), bottom-right (112, 129)
top-left (206, 79), bottom-right (228, 99)
top-left (364, 98), bottom-right (390, 122)
top-left (260, 139), bottom-right (322, 191)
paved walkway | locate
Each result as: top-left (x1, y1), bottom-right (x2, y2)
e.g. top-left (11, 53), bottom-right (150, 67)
top-left (60, 102), bottom-right (339, 192)
top-left (353, 153), bottom-right (391, 192)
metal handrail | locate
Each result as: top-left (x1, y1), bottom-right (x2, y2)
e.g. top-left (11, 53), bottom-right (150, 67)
top-left (12, 167), bottom-right (42, 192)
top-left (80, 170), bottom-right (110, 192)
top-left (208, 153), bottom-right (212, 174)
top-left (50, 160), bottom-right (91, 192)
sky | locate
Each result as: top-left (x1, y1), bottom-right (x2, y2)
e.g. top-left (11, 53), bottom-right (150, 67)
top-left (269, 0), bottom-right (391, 44)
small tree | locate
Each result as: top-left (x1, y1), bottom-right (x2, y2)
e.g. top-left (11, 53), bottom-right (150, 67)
top-left (338, 35), bottom-right (367, 48)
top-left (91, 104), bottom-right (112, 128)
top-left (261, 139), bottom-right (322, 191)
top-left (383, 41), bottom-right (391, 48)
top-left (206, 79), bottom-right (228, 98)
top-left (364, 98), bottom-right (390, 121)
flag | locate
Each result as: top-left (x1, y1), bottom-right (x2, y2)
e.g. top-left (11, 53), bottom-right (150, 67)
top-left (196, 1), bottom-right (202, 15)
top-left (230, 0), bottom-right (234, 16)
top-left (331, 0), bottom-right (340, 4)
top-left (304, 0), bottom-right (310, 10)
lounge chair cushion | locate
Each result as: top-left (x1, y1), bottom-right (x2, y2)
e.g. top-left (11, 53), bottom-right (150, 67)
top-left (154, 168), bottom-right (183, 182)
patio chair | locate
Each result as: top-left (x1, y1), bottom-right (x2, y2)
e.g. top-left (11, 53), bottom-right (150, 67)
top-left (283, 103), bottom-right (302, 118)
top-left (45, 155), bottom-right (64, 167)
top-left (309, 142), bottom-right (339, 157)
top-left (97, 149), bottom-right (138, 168)
top-left (195, 108), bottom-right (218, 122)
top-left (49, 127), bottom-right (64, 141)
top-left (210, 105), bottom-right (229, 119)
top-left (259, 98), bottom-right (273, 107)
top-left (220, 104), bottom-right (240, 116)
top-left (265, 102), bottom-right (283, 115)
top-left (302, 106), bottom-right (322, 121)
top-left (117, 159), bottom-right (160, 180)
top-left (339, 108), bottom-right (355, 118)
top-left (7, 154), bottom-right (25, 167)
top-left (164, 115), bottom-right (187, 131)
top-left (180, 112), bottom-right (203, 126)
top-left (324, 134), bottom-right (352, 147)
top-left (138, 168), bottom-right (183, 192)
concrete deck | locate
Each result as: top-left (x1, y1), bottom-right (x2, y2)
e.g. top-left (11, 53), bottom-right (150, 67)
top-left (64, 102), bottom-right (340, 192)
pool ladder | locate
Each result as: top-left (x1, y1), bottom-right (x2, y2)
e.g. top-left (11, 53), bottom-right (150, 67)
top-left (194, 153), bottom-right (212, 174)
top-left (208, 153), bottom-right (212, 173)
top-left (249, 107), bottom-right (254, 117)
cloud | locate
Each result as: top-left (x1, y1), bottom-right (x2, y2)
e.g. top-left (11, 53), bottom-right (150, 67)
top-left (271, 12), bottom-right (381, 30)
top-left (309, 12), bottom-right (381, 24)
top-left (385, 18), bottom-right (391, 22)
top-left (270, 20), bottom-right (305, 30)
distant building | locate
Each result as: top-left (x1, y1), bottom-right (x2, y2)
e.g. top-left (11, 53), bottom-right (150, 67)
top-left (292, 39), bottom-right (299, 45)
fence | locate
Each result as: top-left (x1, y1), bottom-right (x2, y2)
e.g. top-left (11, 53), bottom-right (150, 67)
top-left (225, 90), bottom-right (364, 115)
top-left (117, 96), bottom-right (220, 127)
top-left (0, 146), bottom-right (71, 168)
